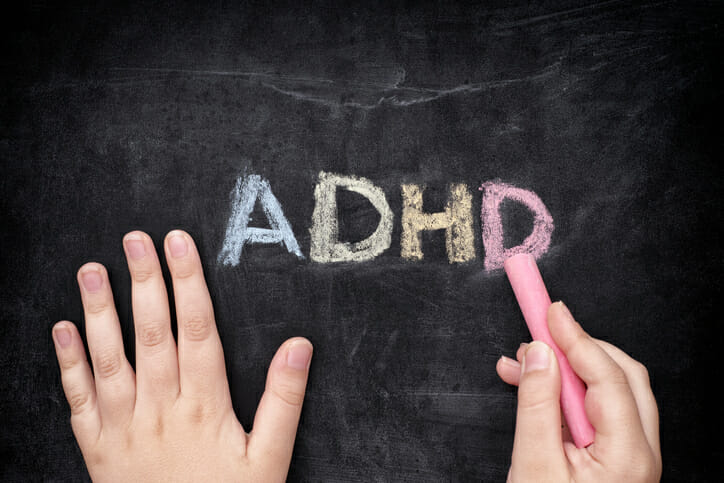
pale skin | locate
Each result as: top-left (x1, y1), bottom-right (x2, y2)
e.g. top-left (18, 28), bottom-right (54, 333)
top-left (496, 302), bottom-right (662, 482)
top-left (53, 231), bottom-right (660, 482)
top-left (52, 230), bottom-right (313, 482)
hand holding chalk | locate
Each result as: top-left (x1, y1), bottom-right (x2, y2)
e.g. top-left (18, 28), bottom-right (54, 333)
top-left (504, 253), bottom-right (594, 448)
top-left (497, 256), bottom-right (661, 482)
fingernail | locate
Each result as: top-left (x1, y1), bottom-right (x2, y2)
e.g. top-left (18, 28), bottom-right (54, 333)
top-left (168, 231), bottom-right (188, 258)
top-left (81, 270), bottom-right (103, 293)
top-left (287, 340), bottom-right (313, 370)
top-left (53, 325), bottom-right (72, 348)
top-left (499, 355), bottom-right (520, 369)
top-left (524, 342), bottom-right (551, 373)
top-left (124, 234), bottom-right (146, 260)
top-left (556, 301), bottom-right (573, 320)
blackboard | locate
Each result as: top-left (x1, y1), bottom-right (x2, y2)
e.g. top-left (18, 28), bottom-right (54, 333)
top-left (1, 1), bottom-right (721, 481)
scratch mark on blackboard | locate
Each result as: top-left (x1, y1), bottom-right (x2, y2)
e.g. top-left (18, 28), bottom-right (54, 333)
top-left (495, 0), bottom-right (628, 30)
top-left (408, 391), bottom-right (514, 401)
top-left (266, 63), bottom-right (559, 109)
top-left (348, 323), bottom-right (368, 364)
top-left (375, 279), bottom-right (445, 312)
top-left (110, 63), bottom-right (560, 110)
top-left (375, 329), bottom-right (399, 371)
top-left (495, 0), bottom-right (673, 33)
top-left (233, 321), bottom-right (288, 333)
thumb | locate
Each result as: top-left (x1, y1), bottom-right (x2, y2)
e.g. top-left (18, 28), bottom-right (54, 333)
top-left (248, 337), bottom-right (313, 475)
top-left (509, 341), bottom-right (568, 482)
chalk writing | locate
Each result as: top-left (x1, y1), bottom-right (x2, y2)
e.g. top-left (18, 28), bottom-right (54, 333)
top-left (218, 173), bottom-right (554, 269)
top-left (310, 172), bottom-right (394, 263)
top-left (218, 175), bottom-right (304, 267)
top-left (479, 181), bottom-right (554, 271)
top-left (401, 183), bottom-right (475, 263)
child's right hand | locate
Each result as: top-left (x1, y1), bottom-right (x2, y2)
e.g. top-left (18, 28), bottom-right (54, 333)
top-left (496, 302), bottom-right (662, 482)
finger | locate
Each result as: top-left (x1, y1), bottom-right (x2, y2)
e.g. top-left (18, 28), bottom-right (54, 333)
top-left (78, 263), bottom-right (135, 426)
top-left (593, 339), bottom-right (661, 463)
top-left (53, 321), bottom-right (100, 448)
top-left (498, 355), bottom-right (577, 446)
top-left (509, 341), bottom-right (568, 481)
top-left (495, 355), bottom-right (520, 386)
top-left (496, 353), bottom-right (575, 445)
top-left (516, 342), bottom-right (529, 363)
top-left (248, 338), bottom-right (312, 477)
top-left (123, 231), bottom-right (179, 407)
top-left (495, 343), bottom-right (529, 386)
top-left (547, 302), bottom-right (647, 453)
top-left (164, 230), bottom-right (228, 402)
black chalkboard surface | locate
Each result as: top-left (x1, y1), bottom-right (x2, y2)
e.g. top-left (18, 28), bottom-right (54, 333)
top-left (1, 1), bottom-right (722, 481)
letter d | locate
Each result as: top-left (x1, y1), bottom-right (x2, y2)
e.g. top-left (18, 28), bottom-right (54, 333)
top-left (310, 172), bottom-right (393, 263)
top-left (480, 181), bottom-right (554, 271)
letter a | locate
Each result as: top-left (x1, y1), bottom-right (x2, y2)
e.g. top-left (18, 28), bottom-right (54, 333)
top-left (400, 183), bottom-right (476, 263)
top-left (218, 174), bottom-right (304, 266)
top-left (479, 181), bottom-right (554, 271)
top-left (310, 172), bottom-right (393, 263)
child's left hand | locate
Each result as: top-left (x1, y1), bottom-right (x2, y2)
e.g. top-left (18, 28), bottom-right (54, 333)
top-left (52, 230), bottom-right (313, 482)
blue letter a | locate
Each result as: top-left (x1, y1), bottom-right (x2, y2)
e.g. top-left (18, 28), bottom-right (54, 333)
top-left (218, 175), bottom-right (304, 266)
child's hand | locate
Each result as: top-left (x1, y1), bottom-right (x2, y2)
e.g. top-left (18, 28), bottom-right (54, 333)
top-left (52, 230), bottom-right (312, 482)
top-left (496, 302), bottom-right (661, 482)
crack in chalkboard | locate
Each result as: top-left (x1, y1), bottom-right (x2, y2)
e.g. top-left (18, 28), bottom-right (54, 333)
top-left (109, 63), bottom-right (560, 110)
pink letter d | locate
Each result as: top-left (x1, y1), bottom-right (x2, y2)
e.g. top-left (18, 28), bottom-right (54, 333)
top-left (479, 181), bottom-right (554, 271)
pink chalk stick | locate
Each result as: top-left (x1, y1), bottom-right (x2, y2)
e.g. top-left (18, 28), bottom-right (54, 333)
top-left (504, 253), bottom-right (595, 448)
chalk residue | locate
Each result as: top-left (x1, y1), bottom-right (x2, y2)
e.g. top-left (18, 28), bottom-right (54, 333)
top-left (310, 172), bottom-right (393, 263)
top-left (479, 181), bottom-right (553, 271)
top-left (109, 63), bottom-right (559, 110)
top-left (400, 184), bottom-right (475, 263)
top-left (218, 175), bottom-right (304, 266)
